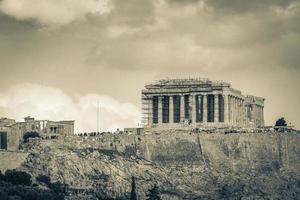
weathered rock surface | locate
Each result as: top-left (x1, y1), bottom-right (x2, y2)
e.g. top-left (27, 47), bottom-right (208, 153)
top-left (16, 131), bottom-right (300, 199)
top-left (0, 151), bottom-right (29, 172)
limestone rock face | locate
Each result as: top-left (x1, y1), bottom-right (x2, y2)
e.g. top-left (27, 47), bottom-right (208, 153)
top-left (19, 131), bottom-right (300, 199)
top-left (20, 140), bottom-right (178, 199)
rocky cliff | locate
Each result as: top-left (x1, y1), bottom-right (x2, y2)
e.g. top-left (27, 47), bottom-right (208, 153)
top-left (16, 131), bottom-right (300, 199)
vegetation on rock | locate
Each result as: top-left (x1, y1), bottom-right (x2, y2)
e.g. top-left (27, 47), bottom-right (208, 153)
top-left (23, 131), bottom-right (40, 142)
top-left (130, 176), bottom-right (138, 200)
top-left (0, 170), bottom-right (64, 200)
top-left (0, 180), bottom-right (64, 200)
top-left (7, 132), bottom-right (300, 199)
top-left (146, 184), bottom-right (161, 200)
top-left (0, 169), bottom-right (32, 186)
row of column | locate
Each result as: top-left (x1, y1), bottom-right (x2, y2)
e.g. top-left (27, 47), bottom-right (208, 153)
top-left (228, 95), bottom-right (245, 126)
top-left (149, 94), bottom-right (249, 126)
top-left (150, 94), bottom-right (230, 125)
top-left (251, 104), bottom-right (264, 127)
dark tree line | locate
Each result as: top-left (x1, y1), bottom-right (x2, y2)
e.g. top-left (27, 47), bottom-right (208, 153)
top-left (0, 170), bottom-right (64, 200)
top-left (0, 169), bottom-right (32, 186)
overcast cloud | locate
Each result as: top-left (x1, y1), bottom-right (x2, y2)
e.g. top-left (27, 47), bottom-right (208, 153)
top-left (0, 84), bottom-right (140, 132)
top-left (0, 0), bottom-right (112, 26)
top-left (0, 0), bottom-right (299, 129)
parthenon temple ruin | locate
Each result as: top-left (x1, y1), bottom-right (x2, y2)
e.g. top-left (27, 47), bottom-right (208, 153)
top-left (142, 78), bottom-right (265, 129)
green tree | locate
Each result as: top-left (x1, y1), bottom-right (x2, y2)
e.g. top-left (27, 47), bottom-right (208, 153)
top-left (146, 184), bottom-right (161, 200)
top-left (275, 117), bottom-right (287, 127)
top-left (23, 131), bottom-right (40, 142)
top-left (130, 176), bottom-right (137, 200)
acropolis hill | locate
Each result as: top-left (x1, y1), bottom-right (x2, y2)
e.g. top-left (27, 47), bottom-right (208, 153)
top-left (0, 78), bottom-right (299, 200)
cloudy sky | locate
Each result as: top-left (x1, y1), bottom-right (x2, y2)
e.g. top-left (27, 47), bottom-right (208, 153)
top-left (0, 0), bottom-right (299, 131)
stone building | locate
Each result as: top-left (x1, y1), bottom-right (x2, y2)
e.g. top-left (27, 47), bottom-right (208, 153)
top-left (0, 116), bottom-right (74, 151)
top-left (0, 118), bottom-right (16, 150)
top-left (141, 78), bottom-right (264, 129)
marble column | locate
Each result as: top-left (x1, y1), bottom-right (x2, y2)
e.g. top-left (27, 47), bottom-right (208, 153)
top-left (224, 94), bottom-right (229, 123)
top-left (229, 96), bottom-right (233, 124)
top-left (259, 106), bottom-right (262, 127)
top-left (239, 99), bottom-right (242, 125)
top-left (148, 97), bottom-right (153, 125)
top-left (169, 95), bottom-right (173, 124)
top-left (203, 94), bottom-right (207, 123)
top-left (243, 103), bottom-right (247, 126)
top-left (228, 96), bottom-right (231, 123)
top-left (240, 99), bottom-right (243, 125)
top-left (190, 94), bottom-right (196, 124)
top-left (180, 95), bottom-right (185, 123)
top-left (262, 106), bottom-right (264, 126)
top-left (237, 98), bottom-right (240, 125)
top-left (236, 98), bottom-right (239, 124)
top-left (259, 106), bottom-right (261, 126)
top-left (214, 94), bottom-right (219, 123)
top-left (233, 97), bottom-right (236, 125)
top-left (257, 106), bottom-right (260, 127)
top-left (231, 96), bottom-right (234, 124)
top-left (241, 100), bottom-right (245, 126)
top-left (158, 96), bottom-right (163, 124)
top-left (260, 106), bottom-right (264, 126)
top-left (254, 105), bottom-right (258, 127)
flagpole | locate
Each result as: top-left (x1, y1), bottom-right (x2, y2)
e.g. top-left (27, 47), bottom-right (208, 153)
top-left (97, 101), bottom-right (99, 133)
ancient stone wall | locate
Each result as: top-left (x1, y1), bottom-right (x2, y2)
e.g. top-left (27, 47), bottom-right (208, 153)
top-left (7, 130), bottom-right (20, 151)
top-left (2, 131), bottom-right (298, 174)
top-left (76, 131), bottom-right (300, 172)
top-left (139, 132), bottom-right (300, 171)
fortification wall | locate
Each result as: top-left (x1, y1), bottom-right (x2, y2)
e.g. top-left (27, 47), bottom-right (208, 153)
top-left (12, 131), bottom-right (299, 174)
top-left (137, 132), bottom-right (300, 172)
top-left (73, 131), bottom-right (300, 172)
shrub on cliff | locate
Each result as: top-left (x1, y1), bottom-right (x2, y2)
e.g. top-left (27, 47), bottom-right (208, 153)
top-left (23, 131), bottom-right (40, 142)
top-left (36, 175), bottom-right (51, 185)
top-left (49, 181), bottom-right (68, 195)
top-left (3, 169), bottom-right (32, 186)
top-left (275, 117), bottom-right (287, 127)
top-left (0, 181), bottom-right (63, 200)
top-left (124, 146), bottom-right (136, 157)
top-left (130, 176), bottom-right (137, 200)
top-left (146, 184), bottom-right (161, 200)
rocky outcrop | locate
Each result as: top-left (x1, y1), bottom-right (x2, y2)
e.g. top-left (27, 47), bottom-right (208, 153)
top-left (20, 140), bottom-right (182, 199)
top-left (17, 131), bottom-right (300, 199)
